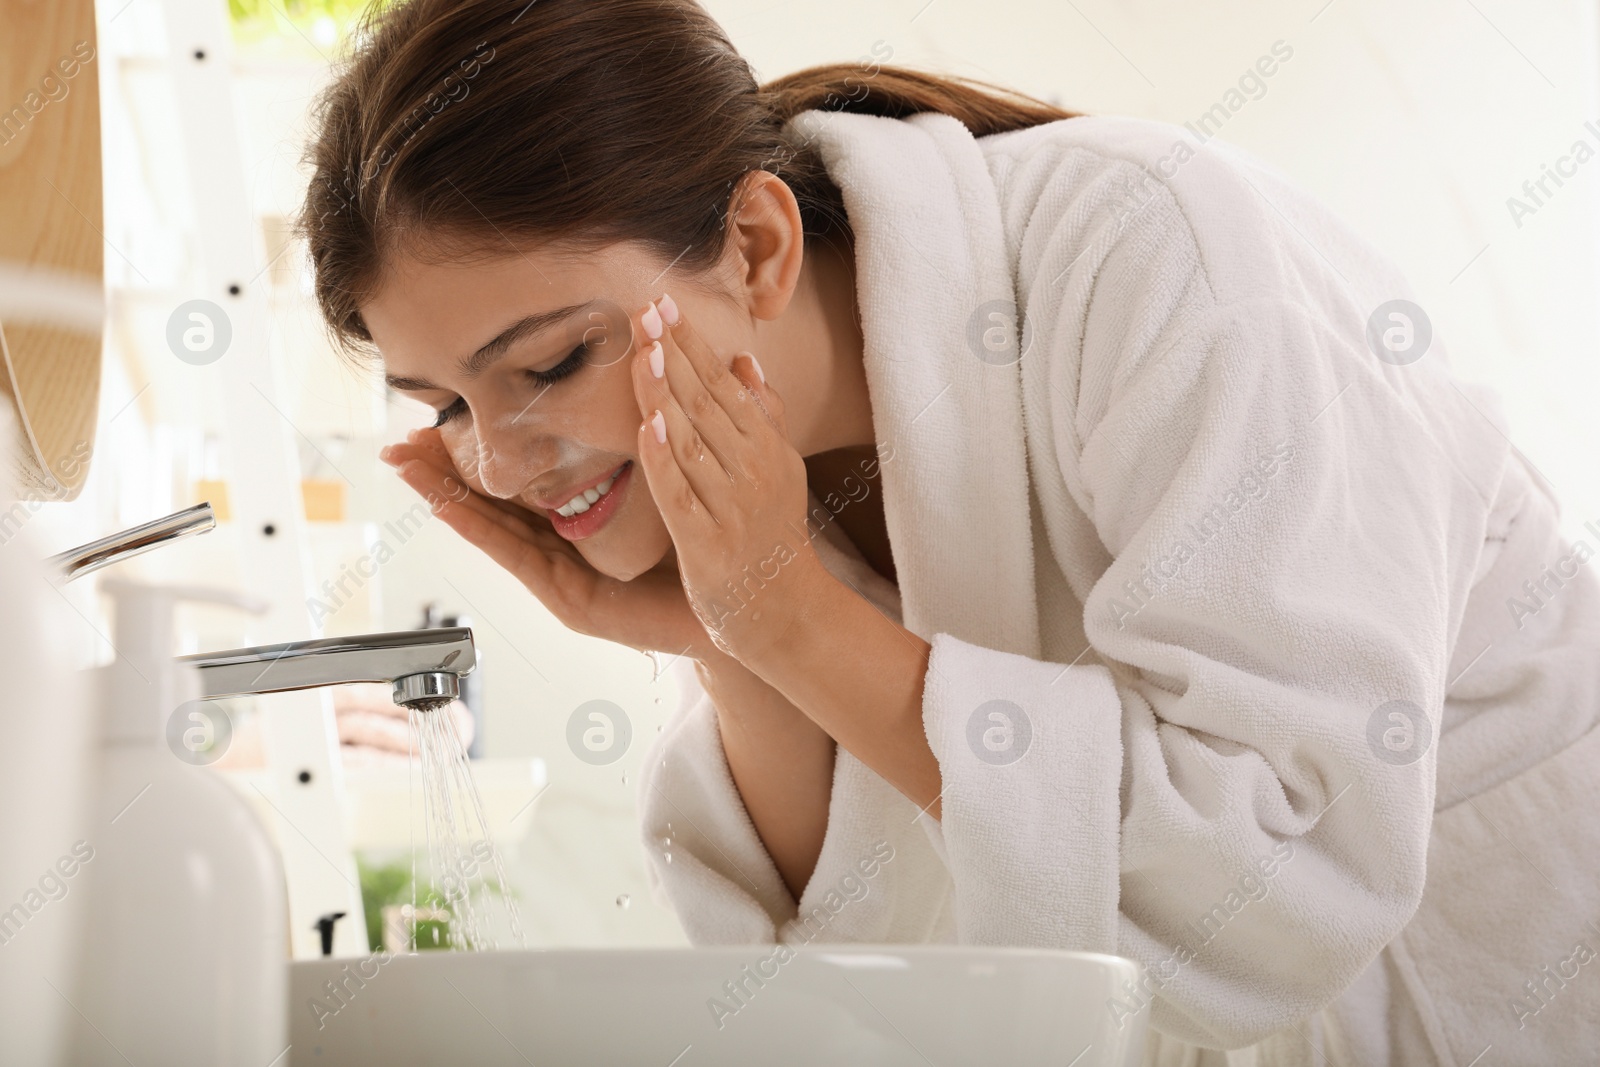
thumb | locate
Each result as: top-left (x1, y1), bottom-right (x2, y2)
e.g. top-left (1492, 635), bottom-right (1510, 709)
top-left (731, 351), bottom-right (788, 437)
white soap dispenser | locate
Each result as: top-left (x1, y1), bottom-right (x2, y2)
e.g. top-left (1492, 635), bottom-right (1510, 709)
top-left (73, 579), bottom-right (288, 1067)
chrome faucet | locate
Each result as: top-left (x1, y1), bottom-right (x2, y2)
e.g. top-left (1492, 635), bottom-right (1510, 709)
top-left (50, 502), bottom-right (477, 711)
top-left (50, 501), bottom-right (218, 582)
top-left (179, 627), bottom-right (477, 711)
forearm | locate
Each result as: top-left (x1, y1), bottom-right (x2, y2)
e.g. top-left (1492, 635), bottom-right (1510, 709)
top-left (695, 648), bottom-right (836, 900)
top-left (742, 556), bottom-right (943, 820)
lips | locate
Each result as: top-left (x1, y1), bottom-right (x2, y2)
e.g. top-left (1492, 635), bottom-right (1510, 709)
top-left (546, 461), bottom-right (633, 541)
top-left (550, 463), bottom-right (627, 518)
top-left (536, 462), bottom-right (630, 513)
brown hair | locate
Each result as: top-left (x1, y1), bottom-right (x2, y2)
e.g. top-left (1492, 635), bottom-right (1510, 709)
top-left (296, 0), bottom-right (1080, 361)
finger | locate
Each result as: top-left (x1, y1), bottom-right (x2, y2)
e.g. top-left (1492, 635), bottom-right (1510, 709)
top-left (384, 436), bottom-right (555, 544)
top-left (387, 427), bottom-right (471, 487)
top-left (387, 450), bottom-right (524, 537)
top-left (641, 360), bottom-right (746, 525)
top-left (633, 296), bottom-right (751, 496)
top-left (382, 433), bottom-right (487, 516)
top-left (631, 299), bottom-right (744, 468)
top-left (653, 293), bottom-right (770, 439)
top-left (405, 425), bottom-right (455, 464)
top-left (382, 435), bottom-right (459, 487)
top-left (632, 342), bottom-right (747, 516)
top-left (727, 352), bottom-right (788, 437)
top-left (391, 457), bottom-right (575, 591)
top-left (637, 407), bottom-right (718, 535)
top-left (647, 298), bottom-right (746, 451)
top-left (392, 428), bottom-right (519, 520)
top-left (382, 447), bottom-right (606, 633)
top-left (636, 298), bottom-right (761, 507)
top-left (475, 478), bottom-right (563, 536)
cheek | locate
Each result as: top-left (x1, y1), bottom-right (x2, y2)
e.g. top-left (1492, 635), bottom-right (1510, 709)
top-left (570, 474), bottom-right (674, 580)
top-left (588, 356), bottom-right (650, 443)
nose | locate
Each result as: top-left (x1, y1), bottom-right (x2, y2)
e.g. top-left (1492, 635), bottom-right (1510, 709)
top-left (469, 419), bottom-right (538, 500)
top-left (472, 436), bottom-right (512, 498)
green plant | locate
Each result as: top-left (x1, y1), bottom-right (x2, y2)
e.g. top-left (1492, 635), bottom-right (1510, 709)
top-left (356, 851), bottom-right (513, 952)
top-left (356, 854), bottom-right (413, 952)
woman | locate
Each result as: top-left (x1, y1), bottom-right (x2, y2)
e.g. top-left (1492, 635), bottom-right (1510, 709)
top-left (298, 0), bottom-right (1600, 1061)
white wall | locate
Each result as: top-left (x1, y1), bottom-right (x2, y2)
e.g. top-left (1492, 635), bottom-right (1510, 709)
top-left (718, 0), bottom-right (1600, 533)
top-left (78, 0), bottom-right (1600, 949)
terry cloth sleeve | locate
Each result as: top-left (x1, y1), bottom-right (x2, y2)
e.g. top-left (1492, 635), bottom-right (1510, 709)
top-left (917, 124), bottom-right (1508, 1048)
top-left (636, 507), bottom-right (956, 948)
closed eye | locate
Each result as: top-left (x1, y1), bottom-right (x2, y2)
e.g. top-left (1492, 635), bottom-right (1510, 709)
top-left (430, 342), bottom-right (591, 427)
top-left (430, 396), bottom-right (467, 428)
top-left (528, 341), bottom-right (589, 387)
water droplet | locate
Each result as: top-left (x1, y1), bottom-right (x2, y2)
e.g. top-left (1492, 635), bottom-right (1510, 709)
top-left (653, 696), bottom-right (662, 705)
top-left (656, 724), bottom-right (663, 733)
top-left (660, 836), bottom-right (672, 849)
top-left (616, 894), bottom-right (631, 909)
top-left (664, 850), bottom-right (673, 864)
top-left (621, 772), bottom-right (628, 785)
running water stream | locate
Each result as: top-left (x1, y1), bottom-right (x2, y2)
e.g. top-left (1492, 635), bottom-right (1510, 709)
top-left (405, 701), bottom-right (525, 951)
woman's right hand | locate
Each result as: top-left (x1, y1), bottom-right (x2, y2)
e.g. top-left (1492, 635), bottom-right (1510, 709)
top-left (379, 427), bottom-right (717, 660)
top-left (380, 427), bottom-right (840, 894)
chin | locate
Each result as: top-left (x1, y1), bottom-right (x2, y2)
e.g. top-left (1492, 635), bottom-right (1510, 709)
top-left (576, 524), bottom-right (673, 583)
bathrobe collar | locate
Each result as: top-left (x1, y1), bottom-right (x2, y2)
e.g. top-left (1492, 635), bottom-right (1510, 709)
top-left (781, 109), bottom-right (1041, 661)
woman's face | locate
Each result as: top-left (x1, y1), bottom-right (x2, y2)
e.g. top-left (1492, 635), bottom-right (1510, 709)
top-left (362, 239), bottom-right (748, 581)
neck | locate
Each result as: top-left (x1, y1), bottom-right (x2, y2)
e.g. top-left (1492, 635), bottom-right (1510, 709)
top-left (754, 235), bottom-right (875, 458)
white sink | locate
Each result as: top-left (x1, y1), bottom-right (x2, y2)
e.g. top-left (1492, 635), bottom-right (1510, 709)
top-left (289, 944), bottom-right (1147, 1066)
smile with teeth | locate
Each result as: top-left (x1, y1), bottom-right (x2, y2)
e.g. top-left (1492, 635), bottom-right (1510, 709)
top-left (552, 463), bottom-right (628, 517)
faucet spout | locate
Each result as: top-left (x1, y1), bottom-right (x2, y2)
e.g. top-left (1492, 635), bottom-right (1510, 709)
top-left (178, 627), bottom-right (477, 711)
top-left (50, 502), bottom-right (217, 583)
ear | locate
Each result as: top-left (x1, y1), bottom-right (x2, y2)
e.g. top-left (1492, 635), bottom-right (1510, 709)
top-left (721, 169), bottom-right (806, 322)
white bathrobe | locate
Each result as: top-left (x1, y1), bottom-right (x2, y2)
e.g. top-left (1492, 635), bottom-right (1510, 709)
top-left (636, 107), bottom-right (1600, 1065)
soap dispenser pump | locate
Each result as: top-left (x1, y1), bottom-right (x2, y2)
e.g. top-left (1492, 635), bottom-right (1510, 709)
top-left (73, 579), bottom-right (289, 1066)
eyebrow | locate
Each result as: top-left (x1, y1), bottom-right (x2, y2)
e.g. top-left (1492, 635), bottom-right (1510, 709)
top-left (384, 301), bottom-right (592, 391)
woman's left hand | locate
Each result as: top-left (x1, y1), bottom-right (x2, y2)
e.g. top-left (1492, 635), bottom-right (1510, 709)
top-left (630, 295), bottom-right (823, 663)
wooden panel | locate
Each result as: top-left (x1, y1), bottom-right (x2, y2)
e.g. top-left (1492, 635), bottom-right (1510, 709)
top-left (0, 0), bottom-right (103, 501)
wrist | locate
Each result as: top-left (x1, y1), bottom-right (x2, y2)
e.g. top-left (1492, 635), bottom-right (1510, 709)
top-left (723, 542), bottom-right (836, 674)
top-left (691, 642), bottom-right (747, 685)
top-left (694, 637), bottom-right (835, 745)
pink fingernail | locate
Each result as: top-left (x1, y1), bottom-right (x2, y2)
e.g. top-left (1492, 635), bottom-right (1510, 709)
top-left (658, 292), bottom-right (680, 326)
top-left (649, 340), bottom-right (664, 378)
top-left (641, 301), bottom-right (663, 340)
top-left (651, 409), bottom-right (667, 444)
top-left (743, 352), bottom-right (766, 384)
